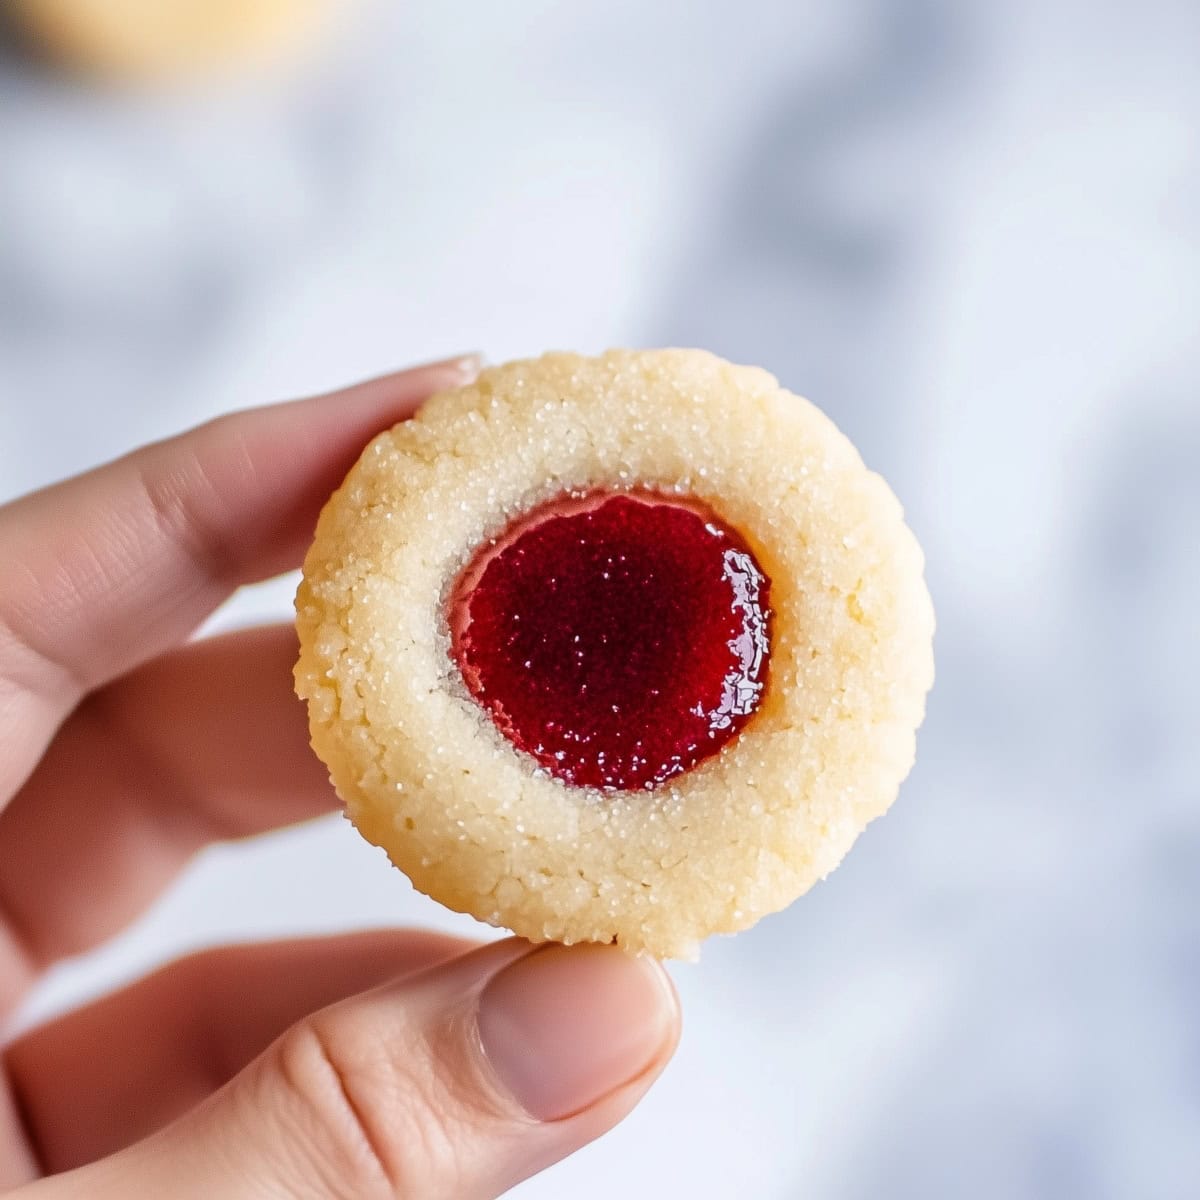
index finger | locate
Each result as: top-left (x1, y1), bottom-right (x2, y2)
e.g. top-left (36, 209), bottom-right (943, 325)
top-left (0, 355), bottom-right (482, 805)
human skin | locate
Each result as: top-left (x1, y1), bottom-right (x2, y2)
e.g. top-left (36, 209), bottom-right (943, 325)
top-left (0, 356), bottom-right (680, 1199)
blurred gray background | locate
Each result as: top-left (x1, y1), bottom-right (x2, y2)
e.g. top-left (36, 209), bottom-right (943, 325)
top-left (2, 1), bottom-right (1198, 1196)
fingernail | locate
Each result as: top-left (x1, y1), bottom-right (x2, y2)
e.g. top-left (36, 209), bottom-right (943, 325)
top-left (424, 351), bottom-right (487, 382)
top-left (478, 944), bottom-right (677, 1122)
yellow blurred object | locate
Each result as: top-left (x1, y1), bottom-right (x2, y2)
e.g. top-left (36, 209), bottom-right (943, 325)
top-left (8, 0), bottom-right (333, 80)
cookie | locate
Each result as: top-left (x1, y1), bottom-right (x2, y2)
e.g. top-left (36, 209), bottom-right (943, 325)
top-left (8, 0), bottom-right (330, 80)
top-left (295, 349), bottom-right (934, 958)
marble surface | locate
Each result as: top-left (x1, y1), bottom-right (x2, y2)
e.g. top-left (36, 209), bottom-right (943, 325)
top-left (1, 1), bottom-right (1197, 1196)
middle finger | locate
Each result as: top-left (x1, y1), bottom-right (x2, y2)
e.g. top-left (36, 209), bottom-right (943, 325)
top-left (0, 623), bottom-right (339, 1013)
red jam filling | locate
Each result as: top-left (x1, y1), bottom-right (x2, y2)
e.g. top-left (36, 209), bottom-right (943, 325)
top-left (450, 492), bottom-right (771, 790)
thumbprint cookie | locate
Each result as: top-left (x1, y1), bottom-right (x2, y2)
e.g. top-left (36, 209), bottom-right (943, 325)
top-left (295, 349), bottom-right (934, 958)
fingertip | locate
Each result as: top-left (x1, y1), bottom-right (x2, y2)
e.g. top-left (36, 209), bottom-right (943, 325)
top-left (437, 351), bottom-right (488, 382)
top-left (316, 352), bottom-right (485, 416)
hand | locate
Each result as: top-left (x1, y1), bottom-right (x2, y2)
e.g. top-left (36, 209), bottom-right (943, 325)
top-left (0, 358), bottom-right (681, 1199)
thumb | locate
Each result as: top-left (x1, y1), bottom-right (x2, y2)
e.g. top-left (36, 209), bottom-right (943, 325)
top-left (41, 939), bottom-right (679, 1200)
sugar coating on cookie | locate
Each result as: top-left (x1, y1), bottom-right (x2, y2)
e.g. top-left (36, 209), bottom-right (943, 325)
top-left (295, 349), bottom-right (934, 959)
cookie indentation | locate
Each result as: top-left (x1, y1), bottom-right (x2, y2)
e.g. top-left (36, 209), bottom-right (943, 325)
top-left (450, 492), bottom-right (771, 790)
